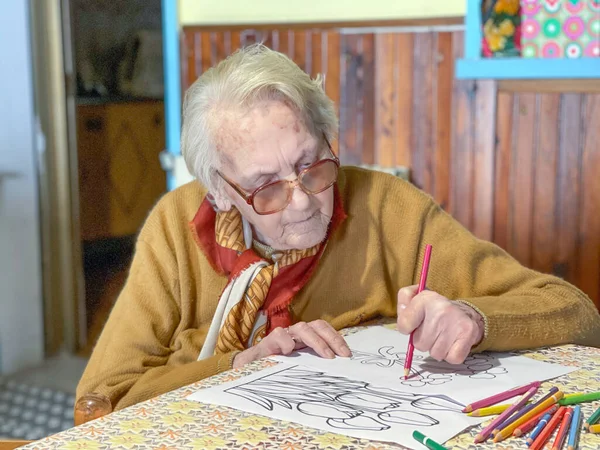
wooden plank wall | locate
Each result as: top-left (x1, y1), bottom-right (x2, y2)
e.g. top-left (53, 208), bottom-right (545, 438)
top-left (181, 26), bottom-right (600, 306)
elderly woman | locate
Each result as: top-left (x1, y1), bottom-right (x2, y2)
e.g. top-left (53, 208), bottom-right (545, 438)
top-left (78, 44), bottom-right (600, 410)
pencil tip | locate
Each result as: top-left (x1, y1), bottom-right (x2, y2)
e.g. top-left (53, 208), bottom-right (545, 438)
top-left (463, 406), bottom-right (472, 413)
top-left (403, 369), bottom-right (410, 379)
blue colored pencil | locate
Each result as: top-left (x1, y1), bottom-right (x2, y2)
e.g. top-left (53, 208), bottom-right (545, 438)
top-left (527, 412), bottom-right (553, 446)
top-left (567, 405), bottom-right (582, 450)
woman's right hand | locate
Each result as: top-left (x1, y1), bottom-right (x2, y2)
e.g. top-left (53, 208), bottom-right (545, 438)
top-left (232, 319), bottom-right (352, 368)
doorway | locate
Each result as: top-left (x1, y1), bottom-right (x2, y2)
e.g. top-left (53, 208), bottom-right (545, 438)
top-left (68, 0), bottom-right (167, 353)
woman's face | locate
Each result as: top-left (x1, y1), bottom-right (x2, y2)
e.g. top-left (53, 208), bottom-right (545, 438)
top-left (214, 100), bottom-right (334, 250)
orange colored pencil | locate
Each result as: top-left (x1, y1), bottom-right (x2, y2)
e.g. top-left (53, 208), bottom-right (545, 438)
top-left (551, 407), bottom-right (573, 450)
top-left (512, 404), bottom-right (559, 437)
top-left (529, 406), bottom-right (567, 450)
top-left (403, 244), bottom-right (432, 379)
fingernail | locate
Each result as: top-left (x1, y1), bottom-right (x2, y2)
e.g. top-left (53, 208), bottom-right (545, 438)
top-left (399, 304), bottom-right (406, 310)
top-left (342, 346), bottom-right (352, 357)
top-left (326, 349), bottom-right (335, 359)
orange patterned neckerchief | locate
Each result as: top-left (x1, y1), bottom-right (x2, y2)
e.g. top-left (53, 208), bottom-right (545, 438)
top-left (213, 207), bottom-right (320, 353)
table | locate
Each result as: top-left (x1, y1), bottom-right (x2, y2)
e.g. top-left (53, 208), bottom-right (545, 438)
top-left (14, 328), bottom-right (600, 449)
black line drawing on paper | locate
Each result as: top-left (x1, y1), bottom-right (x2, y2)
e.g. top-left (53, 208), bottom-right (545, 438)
top-left (350, 346), bottom-right (508, 388)
top-left (224, 365), bottom-right (464, 432)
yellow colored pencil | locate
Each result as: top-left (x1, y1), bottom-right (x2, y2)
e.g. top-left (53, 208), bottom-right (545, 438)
top-left (589, 424), bottom-right (600, 434)
top-left (468, 401), bottom-right (531, 417)
top-left (493, 391), bottom-right (564, 443)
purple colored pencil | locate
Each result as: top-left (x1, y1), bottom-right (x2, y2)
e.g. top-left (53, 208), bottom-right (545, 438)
top-left (490, 385), bottom-right (546, 435)
top-left (474, 386), bottom-right (539, 443)
top-left (463, 380), bottom-right (541, 413)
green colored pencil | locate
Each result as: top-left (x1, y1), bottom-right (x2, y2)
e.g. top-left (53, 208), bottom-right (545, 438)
top-left (584, 405), bottom-right (600, 430)
top-left (559, 391), bottom-right (600, 406)
top-left (412, 430), bottom-right (449, 450)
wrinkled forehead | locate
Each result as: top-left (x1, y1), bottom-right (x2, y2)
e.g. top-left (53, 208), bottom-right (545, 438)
top-left (215, 101), bottom-right (317, 176)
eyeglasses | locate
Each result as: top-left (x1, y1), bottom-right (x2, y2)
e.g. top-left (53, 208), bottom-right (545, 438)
top-left (217, 138), bottom-right (339, 215)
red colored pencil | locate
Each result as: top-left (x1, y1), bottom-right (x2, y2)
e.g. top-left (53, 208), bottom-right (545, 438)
top-left (512, 404), bottom-right (559, 437)
top-left (551, 407), bottom-right (573, 450)
top-left (404, 244), bottom-right (432, 380)
top-left (529, 406), bottom-right (566, 450)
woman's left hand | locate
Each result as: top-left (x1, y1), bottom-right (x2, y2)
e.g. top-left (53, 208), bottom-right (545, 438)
top-left (396, 286), bottom-right (485, 364)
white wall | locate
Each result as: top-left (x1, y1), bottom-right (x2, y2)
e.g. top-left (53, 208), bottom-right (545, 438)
top-left (0, 1), bottom-right (44, 374)
top-left (179, 0), bottom-right (465, 25)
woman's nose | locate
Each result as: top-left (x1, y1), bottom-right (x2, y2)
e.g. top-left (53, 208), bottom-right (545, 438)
top-left (288, 181), bottom-right (311, 211)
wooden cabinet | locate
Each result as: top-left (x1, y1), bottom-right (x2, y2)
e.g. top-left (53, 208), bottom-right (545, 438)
top-left (77, 100), bottom-right (166, 241)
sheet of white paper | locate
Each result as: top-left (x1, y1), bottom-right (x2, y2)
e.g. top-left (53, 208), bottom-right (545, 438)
top-left (188, 362), bottom-right (485, 448)
top-left (272, 326), bottom-right (577, 405)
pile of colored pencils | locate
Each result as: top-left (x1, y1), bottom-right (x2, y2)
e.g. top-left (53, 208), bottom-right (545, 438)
top-left (463, 383), bottom-right (600, 449)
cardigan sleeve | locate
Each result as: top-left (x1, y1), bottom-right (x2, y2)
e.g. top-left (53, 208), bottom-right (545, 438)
top-left (76, 238), bottom-right (237, 410)
top-left (415, 201), bottom-right (600, 352)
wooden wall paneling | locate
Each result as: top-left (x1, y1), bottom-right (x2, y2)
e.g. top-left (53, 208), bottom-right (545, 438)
top-left (450, 75), bottom-right (475, 230)
top-left (214, 30), bottom-right (226, 61)
top-left (434, 32), bottom-right (454, 210)
top-left (230, 31), bottom-right (242, 53)
top-left (578, 95), bottom-right (600, 306)
top-left (531, 94), bottom-right (560, 275)
top-left (361, 34), bottom-right (376, 166)
top-left (294, 30), bottom-right (307, 72)
top-left (508, 93), bottom-right (537, 267)
top-left (493, 92), bottom-right (514, 251)
top-left (556, 94), bottom-right (583, 281)
top-left (324, 31), bottom-right (340, 154)
top-left (374, 33), bottom-right (396, 167)
top-left (200, 31), bottom-right (212, 72)
top-left (471, 81), bottom-right (497, 242)
top-left (394, 33), bottom-right (414, 168)
top-left (311, 30), bottom-right (323, 78)
top-left (339, 34), bottom-right (362, 165)
top-left (411, 32), bottom-right (435, 193)
top-left (181, 31), bottom-right (194, 91)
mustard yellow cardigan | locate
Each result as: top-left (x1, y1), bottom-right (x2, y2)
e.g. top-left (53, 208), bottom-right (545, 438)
top-left (77, 167), bottom-right (600, 410)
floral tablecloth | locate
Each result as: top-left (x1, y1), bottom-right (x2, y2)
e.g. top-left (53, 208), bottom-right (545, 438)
top-left (19, 326), bottom-right (600, 450)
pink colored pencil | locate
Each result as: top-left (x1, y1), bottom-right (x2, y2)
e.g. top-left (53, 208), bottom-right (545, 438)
top-left (462, 380), bottom-right (541, 413)
top-left (403, 244), bottom-right (432, 380)
top-left (492, 384), bottom-right (541, 434)
top-left (474, 386), bottom-right (538, 443)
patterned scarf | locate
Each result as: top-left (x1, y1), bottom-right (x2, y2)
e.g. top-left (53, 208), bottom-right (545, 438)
top-left (190, 186), bottom-right (346, 359)
top-left (213, 207), bottom-right (321, 353)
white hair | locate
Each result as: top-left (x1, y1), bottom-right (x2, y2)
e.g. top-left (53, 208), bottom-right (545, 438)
top-left (180, 43), bottom-right (338, 193)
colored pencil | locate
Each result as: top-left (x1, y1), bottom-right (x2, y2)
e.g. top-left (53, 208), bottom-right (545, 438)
top-left (584, 405), bottom-right (600, 430)
top-left (404, 244), bottom-right (432, 380)
top-left (493, 390), bottom-right (564, 443)
top-left (474, 386), bottom-right (538, 443)
top-left (490, 386), bottom-right (540, 436)
top-left (564, 392), bottom-right (584, 399)
top-left (498, 386), bottom-right (558, 436)
top-left (492, 385), bottom-right (541, 435)
top-left (412, 430), bottom-right (448, 450)
top-left (462, 381), bottom-right (541, 413)
top-left (551, 407), bottom-right (573, 450)
top-left (529, 406), bottom-right (567, 450)
top-left (513, 404), bottom-right (559, 437)
top-left (526, 411), bottom-right (555, 445)
top-left (470, 401), bottom-right (531, 417)
top-left (559, 391), bottom-right (600, 406)
top-left (589, 423), bottom-right (600, 433)
top-left (567, 405), bottom-right (582, 450)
